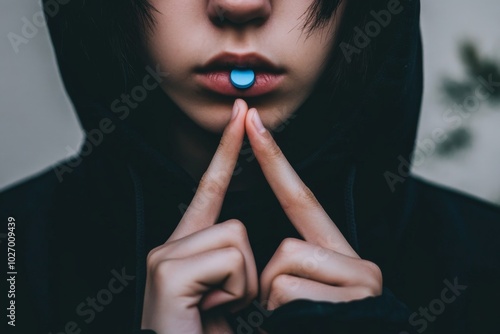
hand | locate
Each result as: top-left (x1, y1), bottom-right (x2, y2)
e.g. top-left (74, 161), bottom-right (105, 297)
top-left (141, 100), bottom-right (258, 334)
top-left (245, 107), bottom-right (383, 311)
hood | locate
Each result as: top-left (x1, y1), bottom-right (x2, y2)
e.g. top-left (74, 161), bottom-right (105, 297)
top-left (45, 0), bottom-right (422, 217)
top-left (45, 0), bottom-right (422, 329)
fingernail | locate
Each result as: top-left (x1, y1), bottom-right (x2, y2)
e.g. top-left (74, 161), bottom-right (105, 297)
top-left (252, 109), bottom-right (266, 134)
top-left (231, 99), bottom-right (240, 120)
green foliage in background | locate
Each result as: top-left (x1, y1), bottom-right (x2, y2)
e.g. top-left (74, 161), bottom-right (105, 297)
top-left (437, 41), bottom-right (500, 156)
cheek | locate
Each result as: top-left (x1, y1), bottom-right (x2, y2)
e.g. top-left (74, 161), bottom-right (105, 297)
top-left (145, 6), bottom-right (205, 76)
top-left (285, 36), bottom-right (334, 98)
top-left (147, 27), bottom-right (185, 70)
top-left (268, 17), bottom-right (336, 93)
top-left (299, 47), bottom-right (327, 76)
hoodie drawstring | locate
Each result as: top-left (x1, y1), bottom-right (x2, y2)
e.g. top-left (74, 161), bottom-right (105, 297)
top-left (128, 165), bottom-right (147, 332)
top-left (344, 163), bottom-right (360, 253)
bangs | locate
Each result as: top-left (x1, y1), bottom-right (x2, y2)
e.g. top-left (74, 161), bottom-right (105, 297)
top-left (45, 0), bottom-right (385, 101)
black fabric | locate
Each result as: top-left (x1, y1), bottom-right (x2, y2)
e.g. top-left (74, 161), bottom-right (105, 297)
top-left (2, 0), bottom-right (500, 333)
top-left (127, 165), bottom-right (147, 331)
top-left (3, 170), bottom-right (500, 333)
top-left (261, 288), bottom-right (415, 334)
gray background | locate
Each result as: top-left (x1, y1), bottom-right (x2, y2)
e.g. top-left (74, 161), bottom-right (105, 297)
top-left (1, 0), bottom-right (500, 206)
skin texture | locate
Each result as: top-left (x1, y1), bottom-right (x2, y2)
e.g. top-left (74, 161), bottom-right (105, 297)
top-left (141, 1), bottom-right (383, 333)
top-left (145, 0), bottom-right (343, 133)
top-left (141, 101), bottom-right (383, 333)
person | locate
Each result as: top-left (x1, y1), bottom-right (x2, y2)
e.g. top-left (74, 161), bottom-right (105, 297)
top-left (1, 0), bottom-right (499, 333)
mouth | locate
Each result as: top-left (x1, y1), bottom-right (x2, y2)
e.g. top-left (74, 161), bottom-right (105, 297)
top-left (194, 52), bottom-right (286, 97)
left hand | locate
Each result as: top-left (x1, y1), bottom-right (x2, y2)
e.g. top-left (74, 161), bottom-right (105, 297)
top-left (245, 108), bottom-right (383, 311)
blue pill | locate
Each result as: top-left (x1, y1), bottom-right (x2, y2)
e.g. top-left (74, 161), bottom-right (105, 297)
top-left (230, 69), bottom-right (255, 89)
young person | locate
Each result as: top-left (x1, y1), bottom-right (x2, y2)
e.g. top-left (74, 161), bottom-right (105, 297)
top-left (2, 0), bottom-right (499, 333)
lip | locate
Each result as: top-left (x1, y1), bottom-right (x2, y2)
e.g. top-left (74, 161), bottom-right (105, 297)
top-left (195, 52), bottom-right (285, 97)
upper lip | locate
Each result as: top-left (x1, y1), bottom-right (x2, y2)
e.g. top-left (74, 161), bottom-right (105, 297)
top-left (196, 52), bottom-right (285, 73)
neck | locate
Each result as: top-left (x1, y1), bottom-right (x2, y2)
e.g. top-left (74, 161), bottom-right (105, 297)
top-left (155, 103), bottom-right (266, 192)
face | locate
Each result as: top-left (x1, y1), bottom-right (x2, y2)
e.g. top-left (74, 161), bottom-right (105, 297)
top-left (145, 0), bottom-right (343, 133)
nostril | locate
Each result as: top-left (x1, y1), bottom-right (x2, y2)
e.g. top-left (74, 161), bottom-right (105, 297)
top-left (208, 0), bottom-right (271, 26)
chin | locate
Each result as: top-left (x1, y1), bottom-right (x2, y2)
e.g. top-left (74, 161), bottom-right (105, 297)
top-left (168, 89), bottom-right (302, 134)
top-left (191, 106), bottom-right (235, 134)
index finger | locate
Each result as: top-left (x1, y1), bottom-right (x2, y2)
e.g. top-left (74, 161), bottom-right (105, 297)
top-left (245, 108), bottom-right (358, 258)
top-left (169, 99), bottom-right (248, 241)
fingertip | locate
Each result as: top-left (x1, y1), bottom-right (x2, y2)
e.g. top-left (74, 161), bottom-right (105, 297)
top-left (231, 100), bottom-right (240, 121)
top-left (245, 107), bottom-right (254, 126)
top-left (250, 108), bottom-right (267, 135)
top-left (236, 99), bottom-right (248, 117)
top-left (244, 108), bottom-right (262, 135)
top-left (230, 99), bottom-right (248, 127)
top-left (235, 98), bottom-right (248, 110)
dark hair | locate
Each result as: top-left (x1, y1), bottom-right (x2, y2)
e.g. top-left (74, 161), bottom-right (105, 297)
top-left (45, 0), bottom-right (391, 103)
top-left (44, 0), bottom-right (420, 229)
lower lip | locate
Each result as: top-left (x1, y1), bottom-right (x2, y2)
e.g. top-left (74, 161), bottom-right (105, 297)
top-left (196, 70), bottom-right (284, 97)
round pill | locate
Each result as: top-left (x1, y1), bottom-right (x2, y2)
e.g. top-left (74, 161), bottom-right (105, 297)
top-left (230, 69), bottom-right (255, 89)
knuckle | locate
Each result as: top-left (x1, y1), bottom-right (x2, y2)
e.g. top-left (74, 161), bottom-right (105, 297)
top-left (152, 260), bottom-right (185, 295)
top-left (361, 261), bottom-right (383, 293)
top-left (277, 238), bottom-right (303, 255)
top-left (222, 219), bottom-right (248, 237)
top-left (270, 275), bottom-right (293, 298)
top-left (270, 275), bottom-right (286, 295)
top-left (224, 247), bottom-right (245, 267)
top-left (199, 173), bottom-right (225, 199)
top-left (281, 184), bottom-right (320, 212)
top-left (151, 259), bottom-right (176, 282)
top-left (297, 184), bottom-right (319, 207)
top-left (146, 246), bottom-right (163, 267)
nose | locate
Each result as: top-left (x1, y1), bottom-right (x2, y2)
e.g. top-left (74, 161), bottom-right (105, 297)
top-left (207, 0), bottom-right (271, 25)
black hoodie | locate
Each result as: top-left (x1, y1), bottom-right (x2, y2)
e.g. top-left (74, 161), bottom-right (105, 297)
top-left (2, 0), bottom-right (500, 333)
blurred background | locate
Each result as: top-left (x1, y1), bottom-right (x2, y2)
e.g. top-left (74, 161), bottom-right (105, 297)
top-left (1, 0), bottom-right (500, 206)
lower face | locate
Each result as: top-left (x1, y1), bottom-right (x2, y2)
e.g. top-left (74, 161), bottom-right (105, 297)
top-left (145, 0), bottom-right (343, 133)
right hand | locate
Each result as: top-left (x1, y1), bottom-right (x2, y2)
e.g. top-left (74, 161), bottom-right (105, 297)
top-left (141, 99), bottom-right (258, 334)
